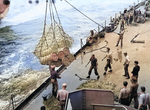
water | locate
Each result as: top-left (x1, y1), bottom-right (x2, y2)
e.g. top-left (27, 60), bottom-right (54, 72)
top-left (0, 0), bottom-right (139, 79)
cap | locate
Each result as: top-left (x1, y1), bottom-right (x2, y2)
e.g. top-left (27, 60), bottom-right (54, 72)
top-left (62, 83), bottom-right (67, 87)
top-left (124, 52), bottom-right (127, 54)
top-left (134, 61), bottom-right (138, 64)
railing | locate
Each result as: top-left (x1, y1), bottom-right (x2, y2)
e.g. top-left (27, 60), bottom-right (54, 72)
top-left (91, 103), bottom-right (128, 110)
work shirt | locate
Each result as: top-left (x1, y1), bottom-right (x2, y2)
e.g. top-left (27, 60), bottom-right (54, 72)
top-left (119, 30), bottom-right (124, 39)
top-left (57, 89), bottom-right (68, 101)
top-left (119, 88), bottom-right (130, 99)
top-left (50, 70), bottom-right (59, 80)
top-left (131, 65), bottom-right (140, 76)
top-left (107, 52), bottom-right (112, 64)
top-left (130, 83), bottom-right (139, 97)
top-left (124, 56), bottom-right (130, 65)
top-left (90, 57), bottom-right (97, 67)
top-left (138, 93), bottom-right (149, 106)
top-left (106, 52), bottom-right (112, 60)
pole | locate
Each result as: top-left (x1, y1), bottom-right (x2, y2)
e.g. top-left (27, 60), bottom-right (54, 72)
top-left (105, 21), bottom-right (106, 29)
top-left (80, 39), bottom-right (83, 64)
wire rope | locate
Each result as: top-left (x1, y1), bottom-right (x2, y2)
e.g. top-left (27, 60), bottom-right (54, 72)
top-left (64, 0), bottom-right (104, 29)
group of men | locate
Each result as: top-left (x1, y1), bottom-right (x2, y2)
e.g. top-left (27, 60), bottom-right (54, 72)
top-left (49, 64), bottom-right (68, 110)
top-left (119, 52), bottom-right (149, 110)
top-left (47, 13), bottom-right (146, 109)
top-left (48, 46), bottom-right (148, 110)
top-left (119, 79), bottom-right (149, 110)
top-left (85, 50), bottom-right (148, 110)
top-left (85, 50), bottom-right (140, 80)
top-left (122, 8), bottom-right (143, 27)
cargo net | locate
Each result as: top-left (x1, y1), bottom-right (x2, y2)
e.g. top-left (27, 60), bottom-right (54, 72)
top-left (33, 0), bottom-right (74, 66)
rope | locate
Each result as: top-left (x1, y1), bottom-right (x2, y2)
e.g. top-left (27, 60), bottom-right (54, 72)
top-left (84, 40), bottom-right (108, 54)
top-left (49, 0), bottom-right (60, 48)
top-left (64, 0), bottom-right (104, 29)
top-left (53, 2), bottom-right (68, 47)
top-left (40, 0), bottom-right (49, 57)
top-left (43, 0), bottom-right (48, 36)
top-left (34, 0), bottom-right (73, 59)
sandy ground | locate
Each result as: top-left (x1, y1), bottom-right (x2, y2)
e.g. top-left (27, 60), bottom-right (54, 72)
top-left (78, 18), bottom-right (150, 94)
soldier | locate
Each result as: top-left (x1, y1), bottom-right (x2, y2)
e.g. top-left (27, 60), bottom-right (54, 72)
top-left (103, 47), bottom-right (113, 75)
top-left (49, 64), bottom-right (61, 98)
top-left (129, 12), bottom-right (134, 25)
top-left (116, 28), bottom-right (125, 48)
top-left (86, 30), bottom-right (94, 46)
top-left (120, 18), bottom-right (125, 30)
top-left (86, 54), bottom-right (100, 80)
top-left (57, 83), bottom-right (68, 110)
top-left (123, 52), bottom-right (130, 79)
top-left (129, 77), bottom-right (139, 109)
top-left (138, 86), bottom-right (150, 110)
top-left (131, 61), bottom-right (140, 81)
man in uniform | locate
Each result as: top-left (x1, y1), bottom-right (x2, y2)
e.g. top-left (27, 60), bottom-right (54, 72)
top-left (57, 83), bottom-right (68, 110)
top-left (49, 64), bottom-right (61, 98)
top-left (123, 52), bottom-right (130, 79)
top-left (86, 30), bottom-right (94, 46)
top-left (116, 28), bottom-right (125, 48)
top-left (86, 54), bottom-right (100, 80)
top-left (129, 77), bottom-right (139, 109)
top-left (120, 18), bottom-right (125, 30)
top-left (103, 47), bottom-right (113, 75)
top-left (138, 86), bottom-right (150, 110)
top-left (131, 61), bottom-right (140, 81)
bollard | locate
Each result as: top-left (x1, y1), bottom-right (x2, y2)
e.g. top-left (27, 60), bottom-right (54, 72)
top-left (42, 94), bottom-right (47, 101)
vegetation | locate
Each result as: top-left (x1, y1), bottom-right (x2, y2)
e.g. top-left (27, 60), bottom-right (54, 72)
top-left (43, 96), bottom-right (60, 110)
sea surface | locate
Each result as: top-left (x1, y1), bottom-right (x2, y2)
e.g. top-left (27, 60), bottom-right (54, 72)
top-left (0, 0), bottom-right (139, 80)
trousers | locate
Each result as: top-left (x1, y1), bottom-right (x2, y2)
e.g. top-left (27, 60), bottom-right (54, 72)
top-left (88, 66), bottom-right (98, 76)
top-left (51, 79), bottom-right (58, 98)
top-left (124, 64), bottom-right (129, 78)
top-left (104, 59), bottom-right (112, 72)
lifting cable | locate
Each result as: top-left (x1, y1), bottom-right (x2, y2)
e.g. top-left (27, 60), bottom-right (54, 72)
top-left (64, 0), bottom-right (104, 29)
top-left (49, 0), bottom-right (60, 48)
top-left (39, 0), bottom-right (49, 57)
top-left (43, 0), bottom-right (48, 36)
top-left (53, 1), bottom-right (68, 47)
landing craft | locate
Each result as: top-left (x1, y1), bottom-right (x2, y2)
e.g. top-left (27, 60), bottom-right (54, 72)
top-left (0, 0), bottom-right (10, 20)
